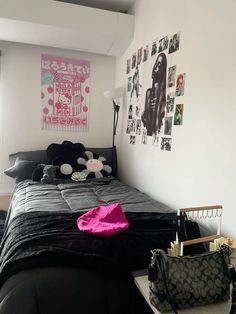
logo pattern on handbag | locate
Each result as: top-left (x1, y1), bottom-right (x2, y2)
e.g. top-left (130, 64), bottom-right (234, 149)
top-left (149, 246), bottom-right (231, 313)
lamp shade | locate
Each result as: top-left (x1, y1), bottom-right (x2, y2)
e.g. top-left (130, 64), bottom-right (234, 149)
top-left (103, 87), bottom-right (124, 101)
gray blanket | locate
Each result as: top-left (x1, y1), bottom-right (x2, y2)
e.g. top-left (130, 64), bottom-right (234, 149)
top-left (8, 177), bottom-right (174, 223)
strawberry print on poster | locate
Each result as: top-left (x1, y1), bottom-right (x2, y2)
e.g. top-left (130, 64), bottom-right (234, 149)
top-left (41, 54), bottom-right (90, 132)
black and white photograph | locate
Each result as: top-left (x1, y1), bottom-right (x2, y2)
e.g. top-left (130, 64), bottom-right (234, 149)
top-left (130, 65), bottom-right (141, 99)
top-left (168, 32), bottom-right (180, 54)
top-left (137, 48), bottom-right (143, 65)
top-left (128, 105), bottom-right (133, 119)
top-left (142, 128), bottom-right (147, 144)
top-left (131, 118), bottom-right (136, 133)
top-left (166, 93), bottom-right (175, 115)
top-left (130, 135), bottom-right (136, 144)
top-left (164, 117), bottom-right (173, 135)
top-left (126, 58), bottom-right (131, 74)
top-left (136, 119), bottom-right (141, 135)
top-left (136, 105), bottom-right (140, 117)
top-left (158, 36), bottom-right (169, 53)
top-left (160, 137), bottom-right (172, 151)
top-left (132, 52), bottom-right (137, 69)
top-left (143, 44), bottom-right (149, 62)
top-left (168, 65), bottom-right (176, 88)
top-left (127, 77), bottom-right (132, 92)
top-left (126, 119), bottom-right (132, 134)
top-left (151, 38), bottom-right (158, 56)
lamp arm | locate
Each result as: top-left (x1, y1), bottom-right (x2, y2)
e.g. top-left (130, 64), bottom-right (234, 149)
top-left (112, 100), bottom-right (120, 147)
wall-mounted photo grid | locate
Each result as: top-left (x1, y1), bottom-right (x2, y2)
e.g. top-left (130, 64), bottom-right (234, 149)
top-left (126, 32), bottom-right (186, 151)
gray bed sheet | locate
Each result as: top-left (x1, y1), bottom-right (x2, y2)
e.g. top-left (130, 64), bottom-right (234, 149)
top-left (8, 178), bottom-right (175, 224)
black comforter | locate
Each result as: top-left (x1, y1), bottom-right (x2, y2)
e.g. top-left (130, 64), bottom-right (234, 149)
top-left (0, 178), bottom-right (177, 314)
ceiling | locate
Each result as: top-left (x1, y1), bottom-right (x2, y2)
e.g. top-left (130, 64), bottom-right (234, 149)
top-left (55, 0), bottom-right (136, 13)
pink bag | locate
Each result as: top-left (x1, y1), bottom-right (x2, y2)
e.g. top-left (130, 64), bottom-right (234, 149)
top-left (77, 203), bottom-right (129, 237)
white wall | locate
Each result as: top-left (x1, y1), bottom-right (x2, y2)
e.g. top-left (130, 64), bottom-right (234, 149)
top-left (115, 0), bottom-right (236, 238)
top-left (0, 41), bottom-right (116, 194)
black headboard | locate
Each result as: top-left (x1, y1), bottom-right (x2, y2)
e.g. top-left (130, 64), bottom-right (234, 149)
top-left (9, 146), bottom-right (118, 178)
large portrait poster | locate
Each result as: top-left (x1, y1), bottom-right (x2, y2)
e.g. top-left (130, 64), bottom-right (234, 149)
top-left (41, 54), bottom-right (90, 132)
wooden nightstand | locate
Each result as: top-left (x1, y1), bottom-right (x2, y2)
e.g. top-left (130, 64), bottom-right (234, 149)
top-left (133, 270), bottom-right (231, 314)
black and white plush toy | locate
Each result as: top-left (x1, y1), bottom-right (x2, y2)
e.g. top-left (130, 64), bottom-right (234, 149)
top-left (47, 141), bottom-right (86, 179)
top-left (77, 151), bottom-right (112, 179)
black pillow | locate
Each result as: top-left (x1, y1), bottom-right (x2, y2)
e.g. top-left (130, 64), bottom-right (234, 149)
top-left (4, 158), bottom-right (39, 183)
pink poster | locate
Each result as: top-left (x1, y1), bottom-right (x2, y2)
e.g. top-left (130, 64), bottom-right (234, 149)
top-left (41, 54), bottom-right (90, 132)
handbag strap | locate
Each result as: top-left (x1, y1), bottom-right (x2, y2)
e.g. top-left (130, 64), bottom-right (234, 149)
top-left (151, 249), bottom-right (178, 314)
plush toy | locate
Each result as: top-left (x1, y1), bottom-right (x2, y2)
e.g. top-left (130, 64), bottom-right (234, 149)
top-left (71, 171), bottom-right (87, 182)
top-left (77, 151), bottom-right (112, 179)
top-left (41, 165), bottom-right (59, 184)
top-left (47, 141), bottom-right (86, 179)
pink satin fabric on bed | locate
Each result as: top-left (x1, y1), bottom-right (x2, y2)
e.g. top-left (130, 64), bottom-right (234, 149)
top-left (77, 203), bottom-right (129, 237)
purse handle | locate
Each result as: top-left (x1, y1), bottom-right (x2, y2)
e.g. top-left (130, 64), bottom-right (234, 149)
top-left (150, 249), bottom-right (178, 314)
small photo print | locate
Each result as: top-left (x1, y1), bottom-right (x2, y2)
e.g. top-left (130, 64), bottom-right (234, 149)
top-left (136, 119), bottom-right (141, 135)
top-left (169, 32), bottom-right (180, 54)
top-left (161, 137), bottom-right (172, 151)
top-left (127, 77), bottom-right (132, 92)
top-left (168, 65), bottom-right (176, 88)
top-left (130, 135), bottom-right (136, 144)
top-left (132, 53), bottom-right (137, 69)
top-left (143, 45), bottom-right (149, 62)
top-left (142, 128), bottom-right (147, 144)
top-left (174, 104), bottom-right (184, 125)
top-left (166, 93), bottom-right (175, 115)
top-left (151, 38), bottom-right (158, 56)
top-left (137, 48), bottom-right (143, 65)
top-left (176, 73), bottom-right (186, 96)
top-left (164, 117), bottom-right (173, 135)
top-left (126, 59), bottom-right (131, 74)
top-left (152, 133), bottom-right (159, 146)
top-left (128, 105), bottom-right (133, 119)
top-left (131, 119), bottom-right (136, 133)
top-left (158, 36), bottom-right (169, 53)
top-left (126, 119), bottom-right (132, 134)
top-left (136, 105), bottom-right (140, 117)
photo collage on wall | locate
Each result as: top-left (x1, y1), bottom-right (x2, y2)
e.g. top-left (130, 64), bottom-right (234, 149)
top-left (125, 32), bottom-right (186, 151)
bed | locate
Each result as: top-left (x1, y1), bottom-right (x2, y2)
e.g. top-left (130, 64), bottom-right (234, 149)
top-left (0, 144), bottom-right (199, 314)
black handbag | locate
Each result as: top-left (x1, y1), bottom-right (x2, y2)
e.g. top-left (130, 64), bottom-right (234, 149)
top-left (148, 245), bottom-right (232, 313)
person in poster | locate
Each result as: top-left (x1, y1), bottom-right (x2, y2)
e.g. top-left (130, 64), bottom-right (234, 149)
top-left (169, 33), bottom-right (180, 54)
top-left (137, 48), bottom-right (143, 65)
top-left (151, 39), bottom-right (158, 56)
top-left (174, 104), bottom-right (184, 125)
top-left (127, 77), bottom-right (132, 92)
top-left (161, 137), bottom-right (172, 151)
top-left (132, 53), bottom-right (137, 69)
top-left (126, 59), bottom-right (131, 74)
top-left (175, 73), bottom-right (186, 96)
top-left (158, 36), bottom-right (169, 53)
top-left (164, 117), bottom-right (173, 135)
top-left (141, 52), bottom-right (167, 137)
top-left (130, 65), bottom-right (141, 99)
top-left (143, 45), bottom-right (149, 62)
top-left (168, 65), bottom-right (176, 88)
